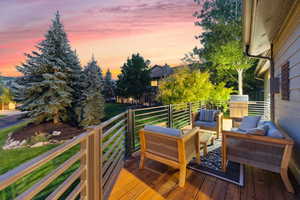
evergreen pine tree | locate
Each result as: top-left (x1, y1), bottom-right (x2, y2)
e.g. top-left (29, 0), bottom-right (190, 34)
top-left (79, 57), bottom-right (105, 127)
top-left (116, 53), bottom-right (151, 100)
top-left (0, 75), bottom-right (3, 96)
top-left (103, 69), bottom-right (114, 100)
top-left (12, 11), bottom-right (81, 124)
top-left (68, 50), bottom-right (85, 125)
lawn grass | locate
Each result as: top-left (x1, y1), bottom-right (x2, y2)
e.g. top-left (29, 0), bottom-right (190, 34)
top-left (0, 103), bottom-right (129, 199)
top-left (103, 103), bottom-right (129, 120)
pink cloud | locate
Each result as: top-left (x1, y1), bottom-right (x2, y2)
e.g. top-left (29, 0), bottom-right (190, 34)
top-left (0, 0), bottom-right (201, 77)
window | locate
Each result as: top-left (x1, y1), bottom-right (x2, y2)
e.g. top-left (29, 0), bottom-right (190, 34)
top-left (281, 62), bottom-right (290, 100)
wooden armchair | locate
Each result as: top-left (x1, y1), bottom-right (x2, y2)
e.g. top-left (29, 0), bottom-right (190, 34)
top-left (139, 127), bottom-right (200, 187)
top-left (192, 111), bottom-right (223, 139)
top-left (222, 122), bottom-right (295, 193)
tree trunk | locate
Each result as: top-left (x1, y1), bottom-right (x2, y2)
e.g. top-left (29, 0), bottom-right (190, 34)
top-left (237, 69), bottom-right (243, 95)
top-left (53, 113), bottom-right (59, 124)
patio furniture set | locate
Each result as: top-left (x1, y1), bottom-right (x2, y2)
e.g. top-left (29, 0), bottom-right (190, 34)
top-left (138, 109), bottom-right (295, 193)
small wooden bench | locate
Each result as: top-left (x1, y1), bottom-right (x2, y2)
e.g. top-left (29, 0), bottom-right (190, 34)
top-left (199, 130), bottom-right (215, 156)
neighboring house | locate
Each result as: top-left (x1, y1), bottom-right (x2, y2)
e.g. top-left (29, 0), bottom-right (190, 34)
top-left (149, 64), bottom-right (174, 104)
top-left (150, 64), bottom-right (174, 87)
top-left (243, 0), bottom-right (300, 182)
top-left (0, 102), bottom-right (16, 111)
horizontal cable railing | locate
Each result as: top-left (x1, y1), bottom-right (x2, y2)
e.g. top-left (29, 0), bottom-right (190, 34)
top-left (0, 100), bottom-right (271, 199)
top-left (101, 112), bottom-right (127, 199)
top-left (248, 101), bottom-right (271, 120)
top-left (0, 129), bottom-right (93, 200)
top-left (0, 111), bottom-right (128, 200)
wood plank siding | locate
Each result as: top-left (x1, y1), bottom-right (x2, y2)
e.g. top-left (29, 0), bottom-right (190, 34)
top-left (109, 153), bottom-right (300, 200)
top-left (273, 3), bottom-right (300, 183)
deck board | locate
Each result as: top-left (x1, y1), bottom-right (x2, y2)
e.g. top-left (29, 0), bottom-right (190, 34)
top-left (109, 154), bottom-right (300, 200)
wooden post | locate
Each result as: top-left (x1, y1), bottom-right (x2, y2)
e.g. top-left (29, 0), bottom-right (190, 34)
top-left (126, 109), bottom-right (133, 157)
top-left (168, 104), bottom-right (173, 128)
top-left (188, 103), bottom-right (192, 126)
top-left (97, 127), bottom-right (103, 200)
top-left (87, 128), bottom-right (101, 200)
top-left (80, 138), bottom-right (87, 199)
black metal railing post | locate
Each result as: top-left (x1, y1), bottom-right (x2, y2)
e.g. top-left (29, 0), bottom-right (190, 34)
top-left (126, 109), bottom-right (134, 157)
top-left (188, 102), bottom-right (192, 126)
top-left (168, 104), bottom-right (173, 128)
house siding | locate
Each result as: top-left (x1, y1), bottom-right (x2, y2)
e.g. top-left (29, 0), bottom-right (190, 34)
top-left (264, 70), bottom-right (271, 103)
top-left (273, 17), bottom-right (300, 182)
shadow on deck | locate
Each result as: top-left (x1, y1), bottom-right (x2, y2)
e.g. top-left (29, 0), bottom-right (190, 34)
top-left (109, 152), bottom-right (300, 200)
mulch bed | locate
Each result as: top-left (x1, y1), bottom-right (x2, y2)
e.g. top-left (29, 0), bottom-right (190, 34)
top-left (11, 122), bottom-right (84, 142)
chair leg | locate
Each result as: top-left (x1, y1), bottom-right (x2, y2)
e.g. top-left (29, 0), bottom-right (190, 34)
top-left (216, 130), bottom-right (219, 139)
top-left (280, 168), bottom-right (295, 193)
top-left (195, 143), bottom-right (201, 164)
top-left (139, 154), bottom-right (145, 169)
top-left (203, 144), bottom-right (208, 156)
top-left (179, 165), bottom-right (187, 187)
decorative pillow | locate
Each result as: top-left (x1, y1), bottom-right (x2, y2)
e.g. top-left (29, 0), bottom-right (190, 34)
top-left (144, 125), bottom-right (182, 137)
top-left (267, 126), bottom-right (284, 138)
top-left (199, 109), bottom-right (216, 122)
top-left (199, 109), bottom-right (207, 121)
top-left (239, 116), bottom-right (261, 131)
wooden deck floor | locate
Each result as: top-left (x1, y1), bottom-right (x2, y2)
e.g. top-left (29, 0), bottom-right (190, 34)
top-left (109, 153), bottom-right (299, 200)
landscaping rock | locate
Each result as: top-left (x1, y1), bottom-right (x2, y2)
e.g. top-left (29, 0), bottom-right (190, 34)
top-left (30, 141), bottom-right (49, 148)
top-left (2, 135), bottom-right (25, 150)
top-left (20, 140), bottom-right (27, 146)
top-left (52, 131), bottom-right (61, 136)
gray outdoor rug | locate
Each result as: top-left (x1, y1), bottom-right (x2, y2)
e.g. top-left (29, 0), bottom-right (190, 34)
top-left (188, 139), bottom-right (244, 186)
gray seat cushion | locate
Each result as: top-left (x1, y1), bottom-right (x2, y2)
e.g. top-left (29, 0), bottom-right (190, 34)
top-left (194, 120), bottom-right (216, 128)
top-left (239, 116), bottom-right (261, 131)
top-left (231, 127), bottom-right (247, 134)
top-left (144, 125), bottom-right (182, 137)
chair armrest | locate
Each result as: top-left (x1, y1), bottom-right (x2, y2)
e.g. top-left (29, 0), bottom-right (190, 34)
top-left (192, 112), bottom-right (199, 127)
top-left (182, 127), bottom-right (200, 142)
top-left (216, 112), bottom-right (223, 128)
top-left (222, 130), bottom-right (294, 145)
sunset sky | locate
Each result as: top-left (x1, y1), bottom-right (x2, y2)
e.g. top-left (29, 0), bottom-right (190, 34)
top-left (0, 0), bottom-right (201, 78)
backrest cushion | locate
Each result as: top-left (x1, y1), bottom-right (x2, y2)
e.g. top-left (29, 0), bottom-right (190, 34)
top-left (239, 116), bottom-right (261, 131)
top-left (199, 109), bottom-right (218, 122)
top-left (144, 125), bottom-right (182, 137)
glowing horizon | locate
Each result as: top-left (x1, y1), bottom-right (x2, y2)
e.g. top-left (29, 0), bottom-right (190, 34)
top-left (0, 0), bottom-right (201, 79)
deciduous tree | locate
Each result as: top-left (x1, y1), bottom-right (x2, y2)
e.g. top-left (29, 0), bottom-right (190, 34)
top-left (158, 68), bottom-right (232, 106)
top-left (211, 41), bottom-right (254, 95)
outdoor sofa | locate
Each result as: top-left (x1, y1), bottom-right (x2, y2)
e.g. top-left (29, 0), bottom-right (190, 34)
top-left (222, 116), bottom-right (295, 193)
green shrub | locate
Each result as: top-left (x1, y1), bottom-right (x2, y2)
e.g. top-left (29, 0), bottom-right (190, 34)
top-left (158, 68), bottom-right (233, 109)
